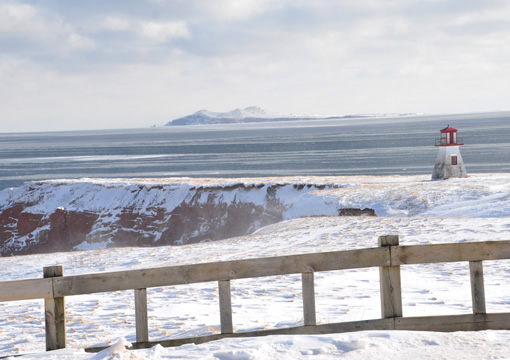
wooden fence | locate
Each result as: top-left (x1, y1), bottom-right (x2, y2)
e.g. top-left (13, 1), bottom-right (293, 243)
top-left (1, 235), bottom-right (510, 353)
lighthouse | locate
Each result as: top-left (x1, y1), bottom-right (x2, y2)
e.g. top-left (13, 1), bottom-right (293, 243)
top-left (432, 126), bottom-right (467, 180)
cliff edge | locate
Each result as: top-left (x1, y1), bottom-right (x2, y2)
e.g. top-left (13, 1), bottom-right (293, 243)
top-left (0, 178), bottom-right (344, 256)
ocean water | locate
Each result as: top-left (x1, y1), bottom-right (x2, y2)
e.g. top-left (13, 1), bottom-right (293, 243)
top-left (1, 112), bottom-right (509, 191)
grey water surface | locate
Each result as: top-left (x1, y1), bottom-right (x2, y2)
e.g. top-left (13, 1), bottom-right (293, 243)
top-left (1, 112), bottom-right (509, 190)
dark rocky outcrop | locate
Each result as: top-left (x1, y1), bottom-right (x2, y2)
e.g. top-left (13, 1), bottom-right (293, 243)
top-left (338, 208), bottom-right (376, 216)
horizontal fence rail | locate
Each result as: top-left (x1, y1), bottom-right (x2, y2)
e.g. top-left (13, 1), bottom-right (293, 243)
top-left (1, 236), bottom-right (510, 353)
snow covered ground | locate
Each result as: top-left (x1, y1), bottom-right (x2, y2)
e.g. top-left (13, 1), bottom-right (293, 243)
top-left (1, 174), bottom-right (510, 359)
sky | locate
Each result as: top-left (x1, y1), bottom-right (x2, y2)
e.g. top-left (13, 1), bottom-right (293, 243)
top-left (1, 0), bottom-right (509, 132)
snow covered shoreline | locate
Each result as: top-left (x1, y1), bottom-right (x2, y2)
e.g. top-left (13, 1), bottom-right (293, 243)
top-left (1, 173), bottom-right (509, 256)
top-left (1, 173), bottom-right (510, 358)
top-left (3, 173), bottom-right (508, 218)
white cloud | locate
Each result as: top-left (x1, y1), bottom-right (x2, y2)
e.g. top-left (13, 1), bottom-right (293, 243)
top-left (67, 33), bottom-right (96, 51)
top-left (2, 1), bottom-right (510, 131)
top-left (157, 0), bottom-right (290, 22)
top-left (451, 5), bottom-right (510, 26)
top-left (0, 2), bottom-right (35, 23)
top-left (0, 3), bottom-right (53, 35)
top-left (103, 16), bottom-right (131, 31)
top-left (207, 0), bottom-right (281, 21)
top-left (140, 21), bottom-right (190, 42)
top-left (0, 2), bottom-right (96, 54)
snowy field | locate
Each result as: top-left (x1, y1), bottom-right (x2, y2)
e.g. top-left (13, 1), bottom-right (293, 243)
top-left (1, 174), bottom-right (510, 359)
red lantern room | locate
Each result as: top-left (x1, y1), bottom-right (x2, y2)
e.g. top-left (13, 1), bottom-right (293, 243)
top-left (435, 125), bottom-right (463, 146)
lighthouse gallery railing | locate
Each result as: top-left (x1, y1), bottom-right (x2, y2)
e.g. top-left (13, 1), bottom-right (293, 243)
top-left (435, 136), bottom-right (463, 146)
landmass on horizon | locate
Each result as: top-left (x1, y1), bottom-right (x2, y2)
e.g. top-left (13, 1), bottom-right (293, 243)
top-left (165, 106), bottom-right (421, 126)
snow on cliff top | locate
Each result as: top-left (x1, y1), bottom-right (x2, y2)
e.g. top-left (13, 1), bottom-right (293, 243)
top-left (166, 106), bottom-right (297, 125)
top-left (1, 173), bottom-right (510, 218)
top-left (166, 106), bottom-right (423, 125)
top-left (194, 106), bottom-right (288, 119)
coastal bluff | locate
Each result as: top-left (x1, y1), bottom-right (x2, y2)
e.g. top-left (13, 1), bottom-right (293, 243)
top-left (0, 178), bottom-right (347, 256)
top-left (1, 174), bottom-right (506, 257)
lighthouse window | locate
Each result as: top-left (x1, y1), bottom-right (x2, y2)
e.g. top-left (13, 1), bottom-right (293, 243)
top-left (451, 155), bottom-right (458, 165)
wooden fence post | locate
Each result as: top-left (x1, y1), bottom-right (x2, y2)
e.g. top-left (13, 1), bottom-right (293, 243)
top-left (378, 235), bottom-right (402, 319)
top-left (469, 261), bottom-right (486, 314)
top-left (218, 280), bottom-right (233, 334)
top-left (302, 272), bottom-right (316, 326)
top-left (44, 265), bottom-right (66, 351)
top-left (135, 288), bottom-right (149, 342)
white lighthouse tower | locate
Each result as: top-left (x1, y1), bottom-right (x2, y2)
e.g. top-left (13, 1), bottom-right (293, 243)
top-left (432, 126), bottom-right (467, 179)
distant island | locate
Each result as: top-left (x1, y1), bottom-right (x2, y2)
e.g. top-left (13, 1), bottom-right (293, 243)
top-left (165, 106), bottom-right (419, 126)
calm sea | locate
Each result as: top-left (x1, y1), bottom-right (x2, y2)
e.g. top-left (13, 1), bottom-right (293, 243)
top-left (1, 112), bottom-right (509, 191)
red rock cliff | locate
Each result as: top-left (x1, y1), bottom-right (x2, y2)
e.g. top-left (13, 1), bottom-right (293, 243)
top-left (0, 179), bottom-right (342, 256)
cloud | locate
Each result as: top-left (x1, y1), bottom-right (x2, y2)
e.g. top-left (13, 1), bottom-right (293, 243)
top-left (201, 0), bottom-right (283, 21)
top-left (0, 2), bottom-right (53, 36)
top-left (450, 3), bottom-right (510, 25)
top-left (67, 33), bottom-right (96, 51)
top-left (147, 0), bottom-right (287, 21)
top-left (1, 0), bottom-right (510, 131)
top-left (102, 16), bottom-right (131, 31)
top-left (140, 21), bottom-right (191, 42)
top-left (0, 2), bottom-right (96, 55)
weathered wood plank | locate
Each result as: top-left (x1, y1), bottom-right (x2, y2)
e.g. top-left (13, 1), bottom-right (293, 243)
top-left (395, 313), bottom-right (510, 332)
top-left (379, 235), bottom-right (399, 249)
top-left (0, 278), bottom-right (53, 301)
top-left (469, 261), bottom-right (486, 314)
top-left (379, 236), bottom-right (403, 318)
top-left (218, 280), bottom-right (233, 334)
top-left (44, 266), bottom-right (66, 351)
top-left (4, 239), bottom-right (510, 356)
top-left (392, 240), bottom-right (510, 265)
top-left (86, 318), bottom-right (395, 352)
top-left (379, 265), bottom-right (402, 318)
top-left (86, 312), bottom-right (510, 353)
top-left (301, 272), bottom-right (316, 326)
top-left (52, 247), bottom-right (390, 297)
top-left (135, 288), bottom-right (149, 342)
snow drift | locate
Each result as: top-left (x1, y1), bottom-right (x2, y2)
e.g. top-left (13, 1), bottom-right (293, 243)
top-left (1, 174), bottom-right (510, 358)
